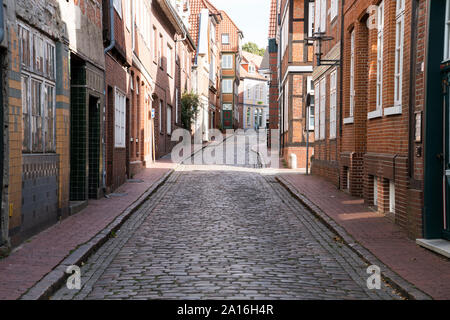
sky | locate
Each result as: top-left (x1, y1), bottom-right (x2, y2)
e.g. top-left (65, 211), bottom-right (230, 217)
top-left (210, 0), bottom-right (271, 49)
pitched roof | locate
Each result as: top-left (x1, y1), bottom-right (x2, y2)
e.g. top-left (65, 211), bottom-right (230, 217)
top-left (188, 0), bottom-right (222, 50)
top-left (242, 51), bottom-right (264, 68)
top-left (240, 66), bottom-right (267, 81)
top-left (268, 0), bottom-right (277, 39)
top-left (260, 48), bottom-right (270, 70)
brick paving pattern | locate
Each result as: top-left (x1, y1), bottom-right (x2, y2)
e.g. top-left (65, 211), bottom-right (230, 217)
top-left (281, 173), bottom-right (450, 300)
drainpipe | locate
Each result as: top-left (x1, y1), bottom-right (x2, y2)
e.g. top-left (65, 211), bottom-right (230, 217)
top-left (102, 0), bottom-right (115, 193)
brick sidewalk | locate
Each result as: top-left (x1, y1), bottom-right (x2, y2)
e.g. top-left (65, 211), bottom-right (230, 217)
top-left (280, 173), bottom-right (450, 300)
top-left (0, 161), bottom-right (175, 300)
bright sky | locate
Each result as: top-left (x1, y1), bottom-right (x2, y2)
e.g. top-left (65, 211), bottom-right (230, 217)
top-left (211, 0), bottom-right (271, 49)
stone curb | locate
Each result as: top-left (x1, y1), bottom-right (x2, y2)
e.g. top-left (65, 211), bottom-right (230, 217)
top-left (19, 138), bottom-right (216, 300)
top-left (276, 175), bottom-right (432, 301)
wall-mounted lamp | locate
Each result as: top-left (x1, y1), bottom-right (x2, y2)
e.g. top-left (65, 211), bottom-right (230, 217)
top-left (305, 32), bottom-right (340, 67)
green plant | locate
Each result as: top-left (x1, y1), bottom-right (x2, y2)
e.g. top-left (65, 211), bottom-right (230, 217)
top-left (181, 91), bottom-right (200, 131)
top-left (242, 42), bottom-right (266, 56)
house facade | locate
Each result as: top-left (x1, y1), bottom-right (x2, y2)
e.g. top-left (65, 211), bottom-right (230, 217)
top-left (218, 10), bottom-right (243, 130)
top-left (278, 0), bottom-right (314, 169)
top-left (239, 51), bottom-right (269, 130)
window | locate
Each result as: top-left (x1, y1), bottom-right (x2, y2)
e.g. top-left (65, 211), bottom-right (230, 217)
top-left (281, 8), bottom-right (289, 57)
top-left (445, 0), bottom-right (450, 60)
top-left (329, 70), bottom-right (337, 139)
top-left (167, 105), bottom-right (172, 134)
top-left (153, 27), bottom-right (158, 61)
top-left (223, 103), bottom-right (232, 111)
top-left (209, 52), bottom-right (215, 82)
top-left (19, 23), bottom-right (56, 153)
top-left (389, 180), bottom-right (396, 213)
top-left (249, 64), bottom-right (255, 73)
top-left (246, 108), bottom-right (251, 127)
top-left (284, 82), bottom-right (289, 132)
top-left (222, 54), bottom-right (233, 69)
top-left (159, 34), bottom-right (163, 67)
top-left (376, 1), bottom-right (384, 111)
top-left (319, 77), bottom-right (326, 140)
top-left (159, 100), bottom-right (163, 133)
top-left (349, 30), bottom-right (355, 117)
top-left (315, 0), bottom-right (326, 33)
top-left (175, 88), bottom-right (179, 123)
top-left (314, 82), bottom-right (320, 140)
top-left (330, 0), bottom-right (338, 21)
top-left (221, 33), bottom-right (229, 44)
top-left (308, 2), bottom-right (315, 38)
top-left (394, 0), bottom-right (405, 107)
top-left (113, 0), bottom-right (122, 18)
top-left (115, 89), bottom-right (126, 148)
top-left (210, 22), bottom-right (216, 43)
top-left (373, 177), bottom-right (378, 207)
top-left (167, 44), bottom-right (173, 75)
top-left (222, 79), bottom-right (232, 93)
top-left (308, 105), bottom-right (315, 130)
top-left (125, 0), bottom-right (131, 30)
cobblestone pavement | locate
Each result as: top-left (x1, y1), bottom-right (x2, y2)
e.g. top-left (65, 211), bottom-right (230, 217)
top-left (52, 132), bottom-right (403, 300)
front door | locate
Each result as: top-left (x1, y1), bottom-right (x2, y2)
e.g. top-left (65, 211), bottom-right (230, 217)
top-left (223, 110), bottom-right (232, 129)
top-left (443, 68), bottom-right (450, 240)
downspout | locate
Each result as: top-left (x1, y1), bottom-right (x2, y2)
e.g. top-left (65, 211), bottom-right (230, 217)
top-left (102, 0), bottom-right (115, 193)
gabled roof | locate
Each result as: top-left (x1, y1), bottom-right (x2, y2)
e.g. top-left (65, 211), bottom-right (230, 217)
top-left (240, 66), bottom-right (267, 81)
top-left (220, 10), bottom-right (243, 37)
top-left (268, 0), bottom-right (277, 39)
top-left (188, 0), bottom-right (222, 50)
top-left (260, 48), bottom-right (270, 70)
top-left (242, 51), bottom-right (263, 68)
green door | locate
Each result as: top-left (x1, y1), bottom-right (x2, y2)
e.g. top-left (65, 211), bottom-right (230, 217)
top-left (443, 70), bottom-right (450, 240)
top-left (223, 110), bottom-right (232, 129)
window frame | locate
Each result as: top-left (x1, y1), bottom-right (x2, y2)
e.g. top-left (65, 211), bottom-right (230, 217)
top-left (393, 0), bottom-right (405, 108)
top-left (222, 79), bottom-right (233, 94)
top-left (376, 1), bottom-right (384, 111)
top-left (19, 22), bottom-right (56, 154)
top-left (222, 54), bottom-right (233, 69)
top-left (314, 81), bottom-right (320, 140)
top-left (113, 0), bottom-right (123, 18)
top-left (221, 33), bottom-right (230, 45)
top-left (319, 77), bottom-right (326, 140)
top-left (114, 88), bottom-right (126, 148)
top-left (329, 69), bottom-right (337, 139)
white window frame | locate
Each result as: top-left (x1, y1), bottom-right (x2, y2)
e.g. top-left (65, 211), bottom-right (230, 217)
top-left (159, 100), bottom-right (163, 133)
top-left (389, 180), bottom-right (396, 213)
top-left (319, 77), bottom-right (326, 140)
top-left (221, 33), bottom-right (230, 44)
top-left (284, 83), bottom-right (289, 133)
top-left (222, 54), bottom-right (233, 69)
top-left (281, 8), bottom-right (289, 58)
top-left (314, 81), bottom-right (320, 140)
top-left (175, 88), bottom-right (179, 123)
top-left (167, 105), bottom-right (172, 135)
top-left (222, 79), bottom-right (233, 93)
top-left (308, 2), bottom-right (315, 39)
top-left (113, 0), bottom-right (122, 18)
top-left (330, 0), bottom-right (338, 21)
top-left (167, 44), bottom-right (173, 76)
top-left (373, 176), bottom-right (378, 207)
top-left (376, 1), bottom-right (384, 111)
top-left (445, 0), bottom-right (450, 61)
top-left (349, 30), bottom-right (355, 118)
top-left (114, 88), bottom-right (126, 148)
top-left (329, 69), bottom-right (337, 139)
top-left (393, 0), bottom-right (405, 109)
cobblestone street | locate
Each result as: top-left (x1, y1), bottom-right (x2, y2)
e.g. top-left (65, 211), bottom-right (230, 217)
top-left (51, 134), bottom-right (403, 300)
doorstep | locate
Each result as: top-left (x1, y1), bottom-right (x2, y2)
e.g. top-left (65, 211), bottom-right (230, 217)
top-left (416, 239), bottom-right (450, 259)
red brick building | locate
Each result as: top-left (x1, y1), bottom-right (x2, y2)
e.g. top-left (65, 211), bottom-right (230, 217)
top-left (311, 0), bottom-right (342, 186)
top-left (268, 0), bottom-right (279, 147)
top-left (217, 10), bottom-right (243, 129)
top-left (278, 0), bottom-right (314, 169)
top-left (310, 0), bottom-right (428, 239)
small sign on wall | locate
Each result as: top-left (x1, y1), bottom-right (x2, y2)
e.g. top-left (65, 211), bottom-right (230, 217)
top-left (415, 111), bottom-right (422, 143)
